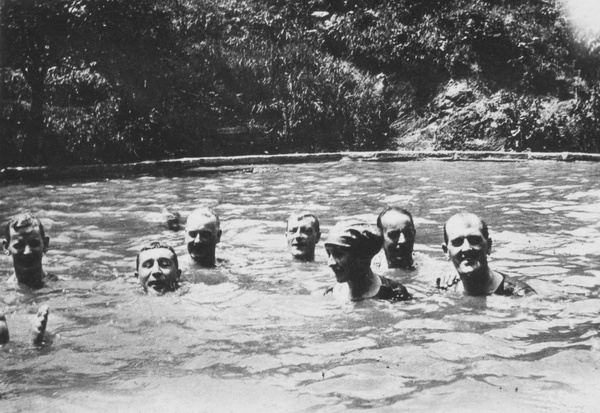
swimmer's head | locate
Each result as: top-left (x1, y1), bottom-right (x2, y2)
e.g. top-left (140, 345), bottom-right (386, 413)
top-left (442, 212), bottom-right (492, 279)
top-left (185, 207), bottom-right (221, 267)
top-left (325, 220), bottom-right (382, 283)
top-left (285, 212), bottom-right (321, 261)
top-left (377, 207), bottom-right (416, 269)
top-left (3, 213), bottom-right (49, 288)
top-left (135, 241), bottom-right (181, 293)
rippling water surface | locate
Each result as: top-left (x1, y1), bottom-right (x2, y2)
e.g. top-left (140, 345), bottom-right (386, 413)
top-left (1, 160), bottom-right (600, 412)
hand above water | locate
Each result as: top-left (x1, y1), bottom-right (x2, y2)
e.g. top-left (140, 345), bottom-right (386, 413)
top-left (436, 274), bottom-right (461, 290)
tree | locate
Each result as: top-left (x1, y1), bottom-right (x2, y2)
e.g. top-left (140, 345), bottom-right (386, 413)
top-left (1, 0), bottom-right (73, 163)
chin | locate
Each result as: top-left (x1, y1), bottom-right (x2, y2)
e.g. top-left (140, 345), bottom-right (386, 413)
top-left (334, 273), bottom-right (348, 283)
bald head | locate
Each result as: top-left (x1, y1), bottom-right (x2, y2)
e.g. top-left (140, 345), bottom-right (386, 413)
top-left (185, 207), bottom-right (221, 267)
top-left (442, 212), bottom-right (492, 282)
top-left (443, 213), bottom-right (488, 245)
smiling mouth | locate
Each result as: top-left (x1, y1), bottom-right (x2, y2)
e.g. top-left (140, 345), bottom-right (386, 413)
top-left (147, 276), bottom-right (169, 291)
top-left (459, 256), bottom-right (479, 266)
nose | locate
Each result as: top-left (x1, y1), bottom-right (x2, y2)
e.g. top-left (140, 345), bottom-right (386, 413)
top-left (151, 261), bottom-right (162, 274)
top-left (327, 255), bottom-right (336, 267)
top-left (398, 232), bottom-right (406, 244)
top-left (459, 238), bottom-right (472, 251)
top-left (24, 245), bottom-right (33, 255)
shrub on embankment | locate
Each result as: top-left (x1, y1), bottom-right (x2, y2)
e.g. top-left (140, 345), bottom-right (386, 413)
top-left (1, 0), bottom-right (599, 167)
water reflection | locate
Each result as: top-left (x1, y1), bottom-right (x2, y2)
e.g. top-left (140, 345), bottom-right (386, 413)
top-left (1, 160), bottom-right (600, 412)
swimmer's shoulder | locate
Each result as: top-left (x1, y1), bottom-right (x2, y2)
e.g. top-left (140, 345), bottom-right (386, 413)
top-left (375, 276), bottom-right (412, 302)
top-left (5, 272), bottom-right (60, 288)
top-left (495, 271), bottom-right (536, 297)
top-left (45, 273), bottom-right (60, 283)
top-left (323, 283), bottom-right (348, 297)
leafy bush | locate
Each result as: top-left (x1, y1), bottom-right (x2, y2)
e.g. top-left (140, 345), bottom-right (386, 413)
top-left (2, 0), bottom-right (600, 167)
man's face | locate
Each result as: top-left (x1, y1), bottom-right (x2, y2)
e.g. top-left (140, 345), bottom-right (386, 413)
top-left (443, 215), bottom-right (491, 278)
top-left (286, 216), bottom-right (320, 260)
top-left (326, 245), bottom-right (354, 283)
top-left (5, 224), bottom-right (48, 278)
top-left (380, 210), bottom-right (415, 268)
top-left (185, 215), bottom-right (221, 263)
top-left (136, 248), bottom-right (180, 292)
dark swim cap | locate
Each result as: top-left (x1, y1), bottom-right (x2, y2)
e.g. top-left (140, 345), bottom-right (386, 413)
top-left (325, 220), bottom-right (383, 259)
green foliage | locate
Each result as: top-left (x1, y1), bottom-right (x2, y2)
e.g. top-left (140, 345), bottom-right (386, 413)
top-left (2, 0), bottom-right (600, 167)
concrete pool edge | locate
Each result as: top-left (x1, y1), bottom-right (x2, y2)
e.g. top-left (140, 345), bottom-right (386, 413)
top-left (2, 150), bottom-right (600, 182)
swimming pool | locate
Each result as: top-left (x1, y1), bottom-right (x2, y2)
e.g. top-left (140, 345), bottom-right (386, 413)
top-left (1, 159), bottom-right (599, 412)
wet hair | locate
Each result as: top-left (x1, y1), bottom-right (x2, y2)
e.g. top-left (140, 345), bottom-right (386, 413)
top-left (376, 206), bottom-right (415, 231)
top-left (443, 213), bottom-right (489, 244)
top-left (4, 213), bottom-right (46, 243)
top-left (136, 241), bottom-right (179, 271)
top-left (186, 207), bottom-right (220, 230)
top-left (285, 212), bottom-right (320, 234)
top-left (325, 220), bottom-right (383, 260)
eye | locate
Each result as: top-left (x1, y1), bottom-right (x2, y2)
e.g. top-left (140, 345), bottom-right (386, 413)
top-left (402, 231), bottom-right (415, 241)
top-left (158, 258), bottom-right (172, 267)
top-left (332, 249), bottom-right (345, 260)
top-left (188, 231), bottom-right (198, 239)
top-left (142, 259), bottom-right (154, 268)
top-left (466, 235), bottom-right (484, 245)
top-left (288, 227), bottom-right (298, 234)
top-left (199, 230), bottom-right (212, 239)
top-left (387, 230), bottom-right (400, 240)
top-left (301, 228), bottom-right (313, 235)
top-left (451, 237), bottom-right (464, 247)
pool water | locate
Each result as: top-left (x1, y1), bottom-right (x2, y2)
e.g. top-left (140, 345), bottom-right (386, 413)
top-left (1, 160), bottom-right (600, 412)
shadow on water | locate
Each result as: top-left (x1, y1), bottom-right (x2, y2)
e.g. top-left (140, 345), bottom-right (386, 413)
top-left (1, 160), bottom-right (600, 412)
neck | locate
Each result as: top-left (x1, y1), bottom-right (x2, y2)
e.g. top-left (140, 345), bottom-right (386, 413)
top-left (346, 262), bottom-right (381, 300)
top-left (386, 253), bottom-right (414, 269)
top-left (460, 266), bottom-right (502, 296)
top-left (14, 269), bottom-right (45, 289)
top-left (293, 253), bottom-right (314, 262)
top-left (193, 253), bottom-right (216, 268)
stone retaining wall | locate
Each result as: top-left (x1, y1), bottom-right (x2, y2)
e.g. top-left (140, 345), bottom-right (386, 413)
top-left (2, 150), bottom-right (600, 182)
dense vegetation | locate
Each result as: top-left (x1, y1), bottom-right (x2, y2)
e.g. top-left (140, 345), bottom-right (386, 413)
top-left (1, 0), bottom-right (599, 167)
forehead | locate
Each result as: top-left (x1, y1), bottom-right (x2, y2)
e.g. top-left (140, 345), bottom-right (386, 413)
top-left (446, 215), bottom-right (484, 238)
top-left (138, 248), bottom-right (176, 263)
top-left (380, 210), bottom-right (413, 229)
top-left (9, 224), bottom-right (42, 241)
top-left (186, 214), bottom-right (218, 231)
top-left (288, 216), bottom-right (317, 228)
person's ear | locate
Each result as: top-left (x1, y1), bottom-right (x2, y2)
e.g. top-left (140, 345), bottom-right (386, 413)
top-left (315, 231), bottom-right (321, 243)
top-left (486, 237), bottom-right (493, 255)
top-left (42, 236), bottom-right (50, 253)
top-left (134, 271), bottom-right (139, 278)
top-left (216, 230), bottom-right (222, 243)
top-left (2, 239), bottom-right (9, 255)
top-left (176, 269), bottom-right (182, 280)
top-left (441, 243), bottom-right (449, 258)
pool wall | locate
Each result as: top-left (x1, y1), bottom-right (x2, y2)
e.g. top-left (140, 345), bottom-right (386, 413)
top-left (2, 150), bottom-right (600, 182)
